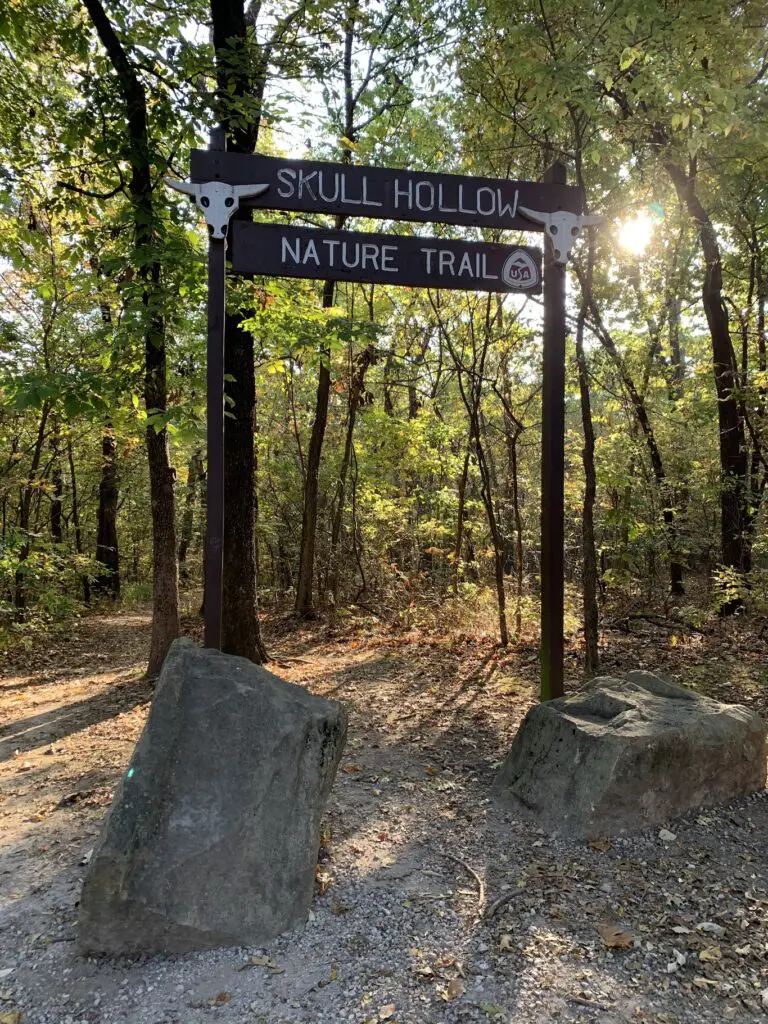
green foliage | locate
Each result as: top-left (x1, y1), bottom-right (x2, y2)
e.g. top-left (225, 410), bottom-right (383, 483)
top-left (2, 0), bottom-right (768, 640)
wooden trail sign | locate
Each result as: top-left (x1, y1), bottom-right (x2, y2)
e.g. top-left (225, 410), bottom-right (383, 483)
top-left (190, 150), bottom-right (582, 231)
top-left (171, 141), bottom-right (593, 703)
top-left (231, 222), bottom-right (542, 293)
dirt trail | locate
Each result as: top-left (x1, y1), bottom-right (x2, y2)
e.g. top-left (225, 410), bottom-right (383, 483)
top-left (0, 608), bottom-right (767, 1023)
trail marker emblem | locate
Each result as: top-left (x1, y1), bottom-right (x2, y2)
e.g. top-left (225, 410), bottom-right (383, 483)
top-left (164, 178), bottom-right (270, 239)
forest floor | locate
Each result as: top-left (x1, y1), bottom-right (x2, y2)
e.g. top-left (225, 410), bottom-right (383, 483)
top-left (1, 603), bottom-right (768, 1024)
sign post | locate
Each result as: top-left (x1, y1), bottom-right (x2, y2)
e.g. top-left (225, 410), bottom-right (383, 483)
top-left (167, 150), bottom-right (597, 702)
top-left (538, 163), bottom-right (567, 701)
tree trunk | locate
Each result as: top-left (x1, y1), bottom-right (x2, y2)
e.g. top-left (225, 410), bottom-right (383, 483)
top-left (209, 0), bottom-right (285, 659)
top-left (83, 0), bottom-right (180, 675)
top-left (452, 445), bottom-right (471, 597)
top-left (575, 277), bottom-right (600, 678)
top-left (296, 277), bottom-right (335, 617)
top-left (50, 455), bottom-right (63, 544)
top-left (328, 344), bottom-right (375, 601)
top-left (666, 162), bottom-right (748, 609)
top-left (474, 422), bottom-right (509, 646)
top-left (221, 316), bottom-right (268, 660)
top-left (178, 448), bottom-right (203, 580)
top-left (577, 264), bottom-right (685, 597)
top-left (93, 425), bottom-right (120, 597)
top-left (67, 437), bottom-right (90, 604)
top-left (14, 400), bottom-right (51, 616)
top-left (144, 276), bottom-right (180, 675)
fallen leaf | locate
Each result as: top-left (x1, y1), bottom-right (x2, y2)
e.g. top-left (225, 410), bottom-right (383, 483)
top-left (698, 946), bottom-right (721, 962)
top-left (693, 977), bottom-right (718, 989)
top-left (0, 1013), bottom-right (21, 1024)
top-left (378, 1004), bottom-right (396, 1021)
top-left (734, 944), bottom-right (751, 955)
top-left (696, 921), bottom-right (725, 936)
top-left (329, 964), bottom-right (338, 982)
top-left (596, 923), bottom-right (634, 949)
top-left (443, 979), bottom-right (466, 1001)
top-left (666, 949), bottom-right (686, 973)
top-left (499, 934), bottom-right (513, 951)
top-left (589, 838), bottom-right (611, 852)
top-left (658, 829), bottom-right (677, 842)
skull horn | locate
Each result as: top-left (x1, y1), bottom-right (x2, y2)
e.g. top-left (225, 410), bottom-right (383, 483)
top-left (164, 177), bottom-right (198, 196)
top-left (517, 206), bottom-right (550, 226)
top-left (233, 183), bottom-right (270, 199)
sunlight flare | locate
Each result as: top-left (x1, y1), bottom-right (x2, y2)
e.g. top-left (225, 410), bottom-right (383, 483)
top-left (618, 213), bottom-right (654, 255)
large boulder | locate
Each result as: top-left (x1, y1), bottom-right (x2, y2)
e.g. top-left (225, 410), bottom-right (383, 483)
top-left (493, 671), bottom-right (767, 838)
top-left (79, 639), bottom-right (347, 954)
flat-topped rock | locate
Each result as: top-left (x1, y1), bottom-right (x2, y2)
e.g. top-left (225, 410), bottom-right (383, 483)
top-left (492, 671), bottom-right (767, 838)
top-left (79, 639), bottom-right (347, 954)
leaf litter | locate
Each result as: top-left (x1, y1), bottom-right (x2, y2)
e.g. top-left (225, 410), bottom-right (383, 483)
top-left (1, 607), bottom-right (768, 1022)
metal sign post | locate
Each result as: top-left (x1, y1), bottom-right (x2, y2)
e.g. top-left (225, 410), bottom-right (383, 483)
top-left (202, 234), bottom-right (226, 650)
top-left (520, 169), bottom-right (603, 700)
top-left (165, 134), bottom-right (269, 649)
top-left (167, 149), bottom-right (598, 702)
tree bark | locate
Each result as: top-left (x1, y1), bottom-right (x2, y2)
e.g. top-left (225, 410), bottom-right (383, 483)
top-left (452, 445), bottom-right (471, 598)
top-left (93, 425), bottom-right (120, 597)
top-left (666, 162), bottom-right (748, 608)
top-left (209, 0), bottom-right (289, 659)
top-left (14, 400), bottom-right (51, 616)
top-left (328, 343), bottom-right (376, 601)
top-left (67, 437), bottom-right (90, 604)
top-left (82, 0), bottom-right (180, 675)
top-left (296, 279), bottom-right (335, 617)
top-left (575, 261), bottom-right (600, 677)
top-left (221, 316), bottom-right (268, 660)
top-left (50, 430), bottom-right (63, 544)
top-left (577, 264), bottom-right (685, 597)
top-left (178, 448), bottom-right (203, 580)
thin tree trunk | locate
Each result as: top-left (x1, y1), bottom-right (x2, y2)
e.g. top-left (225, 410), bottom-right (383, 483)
top-left (14, 401), bottom-right (51, 616)
top-left (178, 448), bottom-right (203, 580)
top-left (452, 445), bottom-right (471, 597)
top-left (50, 435), bottom-right (63, 544)
top-left (93, 425), bottom-right (120, 597)
top-left (577, 264), bottom-right (685, 596)
top-left (329, 344), bottom-right (375, 601)
top-left (575, 248), bottom-right (600, 677)
top-left (83, 0), bottom-right (180, 675)
top-left (67, 437), bottom-right (90, 604)
top-left (666, 162), bottom-right (748, 608)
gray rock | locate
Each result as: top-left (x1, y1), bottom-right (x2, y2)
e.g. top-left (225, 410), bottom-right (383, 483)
top-left (79, 639), bottom-right (347, 954)
top-left (492, 671), bottom-right (767, 837)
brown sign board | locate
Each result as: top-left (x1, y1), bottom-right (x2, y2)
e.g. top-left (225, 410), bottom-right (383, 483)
top-left (230, 223), bottom-right (542, 294)
top-left (191, 150), bottom-right (582, 232)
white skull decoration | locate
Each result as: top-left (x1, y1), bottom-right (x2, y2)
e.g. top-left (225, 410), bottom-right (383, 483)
top-left (164, 179), bottom-right (270, 239)
top-left (518, 206), bottom-right (604, 265)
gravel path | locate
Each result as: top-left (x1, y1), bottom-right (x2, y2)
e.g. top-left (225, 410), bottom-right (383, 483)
top-left (1, 611), bottom-right (767, 1023)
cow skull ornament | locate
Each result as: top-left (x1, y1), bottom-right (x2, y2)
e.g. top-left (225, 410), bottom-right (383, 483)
top-left (164, 179), bottom-right (270, 239)
top-left (517, 207), bottom-right (604, 265)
